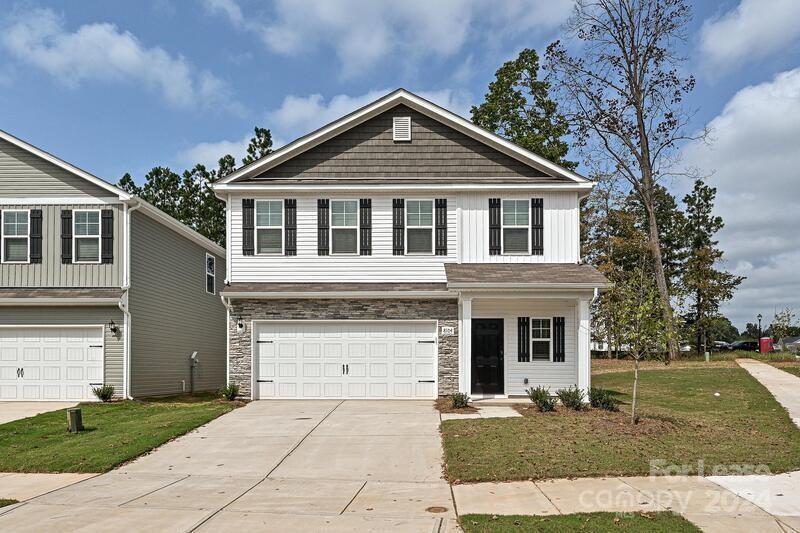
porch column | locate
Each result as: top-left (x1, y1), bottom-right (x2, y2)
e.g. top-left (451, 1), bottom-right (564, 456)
top-left (459, 296), bottom-right (472, 394)
top-left (577, 298), bottom-right (591, 393)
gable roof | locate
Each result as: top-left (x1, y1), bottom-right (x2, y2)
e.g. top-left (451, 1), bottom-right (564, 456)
top-left (0, 129), bottom-right (224, 257)
top-left (216, 89), bottom-right (590, 186)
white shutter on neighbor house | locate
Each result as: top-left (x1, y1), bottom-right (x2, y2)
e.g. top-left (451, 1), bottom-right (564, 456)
top-left (393, 116), bottom-right (411, 141)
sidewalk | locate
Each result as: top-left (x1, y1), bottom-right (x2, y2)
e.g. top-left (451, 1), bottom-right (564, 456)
top-left (737, 358), bottom-right (800, 428)
top-left (0, 473), bottom-right (97, 502)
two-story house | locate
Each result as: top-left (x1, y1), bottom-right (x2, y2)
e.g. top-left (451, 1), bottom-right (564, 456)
top-left (213, 89), bottom-right (608, 401)
top-left (0, 130), bottom-right (226, 401)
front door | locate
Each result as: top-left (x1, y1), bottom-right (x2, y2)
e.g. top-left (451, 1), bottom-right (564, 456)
top-left (471, 319), bottom-right (504, 394)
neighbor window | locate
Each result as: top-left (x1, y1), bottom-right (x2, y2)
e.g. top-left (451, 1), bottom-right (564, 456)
top-left (255, 200), bottom-right (283, 254)
top-left (2, 210), bottom-right (29, 263)
top-left (330, 200), bottom-right (358, 254)
top-left (205, 253), bottom-right (215, 295)
top-left (73, 210), bottom-right (101, 263)
top-left (406, 200), bottom-right (433, 254)
top-left (531, 318), bottom-right (551, 361)
top-left (502, 200), bottom-right (529, 254)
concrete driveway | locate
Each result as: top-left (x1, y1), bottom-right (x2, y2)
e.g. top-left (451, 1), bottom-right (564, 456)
top-left (0, 400), bottom-right (457, 532)
top-left (0, 402), bottom-right (76, 425)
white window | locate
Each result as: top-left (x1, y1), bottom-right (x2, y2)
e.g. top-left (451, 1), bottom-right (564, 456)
top-left (206, 253), bottom-right (216, 295)
top-left (255, 200), bottom-right (283, 254)
top-left (2, 210), bottom-right (29, 263)
top-left (330, 200), bottom-right (358, 254)
top-left (73, 210), bottom-right (101, 263)
top-left (502, 200), bottom-right (529, 254)
top-left (393, 116), bottom-right (411, 141)
top-left (531, 318), bottom-right (551, 361)
top-left (406, 200), bottom-right (433, 254)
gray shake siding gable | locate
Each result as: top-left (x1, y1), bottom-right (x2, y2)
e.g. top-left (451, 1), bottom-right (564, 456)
top-left (228, 298), bottom-right (459, 398)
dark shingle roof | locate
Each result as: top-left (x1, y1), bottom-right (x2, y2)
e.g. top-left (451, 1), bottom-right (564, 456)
top-left (444, 263), bottom-right (608, 286)
top-left (0, 288), bottom-right (124, 299)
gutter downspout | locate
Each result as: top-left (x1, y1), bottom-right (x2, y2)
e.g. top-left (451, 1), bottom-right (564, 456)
top-left (121, 200), bottom-right (142, 400)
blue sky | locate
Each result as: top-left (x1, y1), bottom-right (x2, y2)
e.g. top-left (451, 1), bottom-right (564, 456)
top-left (1, 0), bottom-right (799, 330)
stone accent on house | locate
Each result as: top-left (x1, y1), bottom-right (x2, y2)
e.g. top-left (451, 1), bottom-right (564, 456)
top-left (227, 298), bottom-right (459, 399)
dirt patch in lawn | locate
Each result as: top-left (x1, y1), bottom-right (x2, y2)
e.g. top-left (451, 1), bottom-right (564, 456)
top-left (435, 397), bottom-right (479, 414)
top-left (514, 404), bottom-right (676, 437)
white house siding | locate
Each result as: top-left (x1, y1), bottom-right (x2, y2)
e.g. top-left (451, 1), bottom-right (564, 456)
top-left (228, 191), bottom-right (579, 283)
top-left (472, 298), bottom-right (578, 396)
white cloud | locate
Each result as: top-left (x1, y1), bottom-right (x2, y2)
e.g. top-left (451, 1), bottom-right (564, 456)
top-left (699, 0), bottom-right (800, 73)
top-left (177, 135), bottom-right (251, 170)
top-left (681, 68), bottom-right (800, 329)
top-left (2, 8), bottom-right (236, 110)
top-left (205, 0), bottom-right (572, 78)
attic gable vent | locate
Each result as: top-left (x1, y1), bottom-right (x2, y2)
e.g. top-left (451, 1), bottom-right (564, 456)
top-left (393, 116), bottom-right (412, 142)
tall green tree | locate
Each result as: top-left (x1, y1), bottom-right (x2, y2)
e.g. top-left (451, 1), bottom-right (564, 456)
top-left (471, 48), bottom-right (575, 169)
top-left (682, 180), bottom-right (744, 353)
top-left (242, 127), bottom-right (274, 165)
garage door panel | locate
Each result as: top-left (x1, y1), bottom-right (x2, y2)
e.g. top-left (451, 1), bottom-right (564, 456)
top-left (303, 383), bottom-right (321, 397)
top-left (1, 385), bottom-right (18, 399)
top-left (43, 385), bottom-right (60, 400)
top-left (348, 363), bottom-right (366, 377)
top-left (369, 363), bottom-right (387, 377)
top-left (0, 348), bottom-right (18, 361)
top-left (303, 363), bottom-right (321, 377)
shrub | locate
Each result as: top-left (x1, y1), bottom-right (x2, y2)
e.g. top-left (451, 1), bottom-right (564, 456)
top-left (589, 387), bottom-right (619, 411)
top-left (451, 392), bottom-right (470, 409)
top-left (527, 386), bottom-right (556, 412)
top-left (218, 384), bottom-right (240, 401)
top-left (92, 384), bottom-right (115, 402)
top-left (556, 386), bottom-right (586, 410)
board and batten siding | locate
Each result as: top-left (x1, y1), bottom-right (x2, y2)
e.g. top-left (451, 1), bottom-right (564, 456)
top-left (0, 306), bottom-right (124, 394)
top-left (0, 203), bottom-right (124, 288)
top-left (472, 299), bottom-right (578, 396)
top-left (228, 191), bottom-right (579, 283)
top-left (128, 211), bottom-right (226, 397)
top-left (0, 139), bottom-right (114, 198)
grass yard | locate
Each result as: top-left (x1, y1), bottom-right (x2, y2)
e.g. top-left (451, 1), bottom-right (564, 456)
top-left (0, 499), bottom-right (17, 508)
top-left (442, 367), bottom-right (800, 482)
top-left (460, 512), bottom-right (700, 532)
top-left (771, 361), bottom-right (800, 378)
top-left (0, 394), bottom-right (236, 473)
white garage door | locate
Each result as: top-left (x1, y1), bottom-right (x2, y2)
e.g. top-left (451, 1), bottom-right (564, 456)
top-left (255, 321), bottom-right (438, 399)
top-left (0, 327), bottom-right (104, 401)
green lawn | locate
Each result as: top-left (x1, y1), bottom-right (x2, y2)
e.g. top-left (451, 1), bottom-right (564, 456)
top-left (771, 362), bottom-right (800, 378)
top-left (442, 367), bottom-right (800, 482)
top-left (0, 499), bottom-right (17, 508)
top-left (460, 512), bottom-right (700, 532)
top-left (0, 394), bottom-right (235, 473)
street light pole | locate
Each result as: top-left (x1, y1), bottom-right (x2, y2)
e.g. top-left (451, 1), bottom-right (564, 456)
top-left (757, 313), bottom-right (763, 353)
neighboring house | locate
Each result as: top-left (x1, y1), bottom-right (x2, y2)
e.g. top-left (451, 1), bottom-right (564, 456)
top-left (0, 130), bottom-right (226, 401)
top-left (213, 89), bottom-right (608, 400)
top-left (778, 336), bottom-right (800, 353)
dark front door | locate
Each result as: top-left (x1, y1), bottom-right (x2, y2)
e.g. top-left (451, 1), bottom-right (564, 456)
top-left (471, 319), bottom-right (504, 394)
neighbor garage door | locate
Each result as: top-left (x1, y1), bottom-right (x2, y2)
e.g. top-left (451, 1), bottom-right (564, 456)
top-left (0, 327), bottom-right (104, 401)
top-left (254, 321), bottom-right (438, 399)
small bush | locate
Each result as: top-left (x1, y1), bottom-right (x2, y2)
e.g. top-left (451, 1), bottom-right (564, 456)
top-left (556, 386), bottom-right (586, 411)
top-left (589, 387), bottom-right (619, 411)
top-left (527, 386), bottom-right (556, 412)
top-left (451, 392), bottom-right (470, 409)
top-left (218, 384), bottom-right (240, 401)
top-left (92, 384), bottom-right (115, 402)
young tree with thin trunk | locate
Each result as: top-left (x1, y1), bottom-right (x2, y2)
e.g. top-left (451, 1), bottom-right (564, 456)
top-left (546, 0), bottom-right (704, 360)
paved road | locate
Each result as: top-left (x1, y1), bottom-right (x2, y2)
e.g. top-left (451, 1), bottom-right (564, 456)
top-left (0, 400), bottom-right (457, 532)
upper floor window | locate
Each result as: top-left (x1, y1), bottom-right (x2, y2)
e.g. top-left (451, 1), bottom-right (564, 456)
top-left (73, 210), bottom-right (101, 263)
top-left (531, 318), bottom-right (551, 361)
top-left (2, 210), bottom-right (29, 263)
top-left (331, 200), bottom-right (358, 254)
top-left (502, 200), bottom-right (529, 254)
top-left (406, 200), bottom-right (433, 254)
top-left (205, 253), bottom-right (215, 295)
top-left (256, 200), bottom-right (283, 254)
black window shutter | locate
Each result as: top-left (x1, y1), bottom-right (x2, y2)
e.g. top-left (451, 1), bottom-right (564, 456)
top-left (531, 198), bottom-right (544, 255)
top-left (284, 199), bottom-right (297, 256)
top-left (61, 210), bottom-right (73, 264)
top-left (489, 198), bottom-right (501, 255)
top-left (101, 209), bottom-right (114, 264)
top-left (553, 316), bottom-right (566, 362)
top-left (317, 199), bottom-right (329, 256)
top-left (435, 198), bottom-right (447, 255)
top-left (242, 199), bottom-right (255, 256)
top-left (392, 198), bottom-right (404, 255)
top-left (30, 209), bottom-right (42, 263)
top-left (518, 317), bottom-right (530, 362)
top-left (359, 199), bottom-right (372, 256)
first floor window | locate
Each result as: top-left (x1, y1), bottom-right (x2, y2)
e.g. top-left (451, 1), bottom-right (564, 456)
top-left (74, 210), bottom-right (100, 263)
top-left (256, 200), bottom-right (283, 254)
top-left (531, 318), bottom-right (551, 361)
top-left (406, 200), bottom-right (433, 254)
top-left (2, 210), bottom-right (29, 263)
top-left (502, 200), bottom-right (529, 254)
top-left (331, 200), bottom-right (358, 254)
top-left (205, 254), bottom-right (215, 294)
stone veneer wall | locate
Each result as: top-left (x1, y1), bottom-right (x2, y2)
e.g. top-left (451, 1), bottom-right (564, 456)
top-left (228, 298), bottom-right (459, 398)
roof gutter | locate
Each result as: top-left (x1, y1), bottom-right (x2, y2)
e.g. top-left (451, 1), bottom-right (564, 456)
top-left (0, 297), bottom-right (122, 306)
